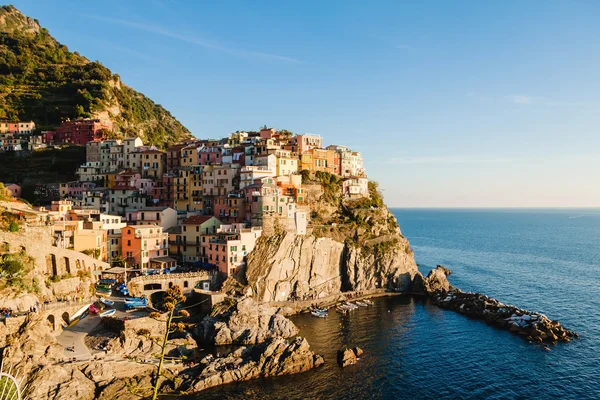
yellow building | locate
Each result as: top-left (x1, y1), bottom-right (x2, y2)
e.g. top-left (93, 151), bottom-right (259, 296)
top-left (180, 215), bottom-right (222, 262)
top-left (73, 229), bottom-right (108, 262)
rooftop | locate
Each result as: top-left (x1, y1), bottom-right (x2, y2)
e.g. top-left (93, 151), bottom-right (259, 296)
top-left (182, 215), bottom-right (219, 225)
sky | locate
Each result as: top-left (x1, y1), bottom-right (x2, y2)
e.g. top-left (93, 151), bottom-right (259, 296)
top-left (9, 0), bottom-right (600, 207)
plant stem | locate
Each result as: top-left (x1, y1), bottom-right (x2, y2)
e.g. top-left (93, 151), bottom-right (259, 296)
top-left (151, 309), bottom-right (174, 400)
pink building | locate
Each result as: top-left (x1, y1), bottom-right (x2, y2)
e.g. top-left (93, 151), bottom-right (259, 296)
top-left (259, 128), bottom-right (277, 139)
top-left (4, 183), bottom-right (21, 198)
top-left (206, 224), bottom-right (262, 276)
top-left (198, 147), bottom-right (223, 165)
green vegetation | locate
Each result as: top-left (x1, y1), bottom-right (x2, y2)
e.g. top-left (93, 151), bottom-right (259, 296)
top-left (82, 248), bottom-right (101, 259)
top-left (8, 221), bottom-right (18, 232)
top-left (0, 182), bottom-right (12, 201)
top-left (0, 5), bottom-right (191, 147)
top-left (344, 181), bottom-right (384, 209)
top-left (0, 251), bottom-right (38, 292)
top-left (302, 170), bottom-right (341, 203)
top-left (0, 375), bottom-right (19, 399)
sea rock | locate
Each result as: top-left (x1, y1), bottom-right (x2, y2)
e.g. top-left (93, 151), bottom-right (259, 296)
top-left (337, 347), bottom-right (358, 367)
top-left (182, 336), bottom-right (323, 393)
top-left (430, 289), bottom-right (577, 344)
top-left (412, 265), bottom-right (452, 295)
top-left (195, 297), bottom-right (299, 345)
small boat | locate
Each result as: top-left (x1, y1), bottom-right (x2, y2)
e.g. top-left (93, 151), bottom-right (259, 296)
top-left (99, 298), bottom-right (114, 306)
top-left (311, 308), bottom-right (328, 314)
top-left (363, 299), bottom-right (374, 306)
top-left (100, 309), bottom-right (116, 317)
top-left (99, 279), bottom-right (116, 284)
top-left (311, 311), bottom-right (327, 318)
top-left (355, 301), bottom-right (368, 307)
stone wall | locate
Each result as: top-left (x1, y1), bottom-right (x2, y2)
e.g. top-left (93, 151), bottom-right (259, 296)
top-left (128, 271), bottom-right (220, 297)
top-left (0, 226), bottom-right (109, 276)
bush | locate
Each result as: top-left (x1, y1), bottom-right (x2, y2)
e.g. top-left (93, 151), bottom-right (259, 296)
top-left (8, 222), bottom-right (19, 232)
top-left (137, 328), bottom-right (151, 337)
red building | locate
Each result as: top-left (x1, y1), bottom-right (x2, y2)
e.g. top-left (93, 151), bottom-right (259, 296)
top-left (43, 119), bottom-right (112, 145)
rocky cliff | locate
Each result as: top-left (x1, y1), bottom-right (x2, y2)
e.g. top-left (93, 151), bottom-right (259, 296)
top-left (245, 175), bottom-right (418, 302)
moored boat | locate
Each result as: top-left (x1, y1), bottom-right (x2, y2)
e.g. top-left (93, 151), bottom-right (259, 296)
top-left (99, 309), bottom-right (116, 317)
top-left (311, 311), bottom-right (327, 318)
top-left (99, 297), bottom-right (114, 306)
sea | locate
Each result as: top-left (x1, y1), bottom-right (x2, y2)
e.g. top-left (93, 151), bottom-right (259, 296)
top-left (190, 209), bottom-right (600, 400)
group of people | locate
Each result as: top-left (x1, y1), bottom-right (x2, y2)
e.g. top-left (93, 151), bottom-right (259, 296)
top-left (29, 305), bottom-right (39, 313)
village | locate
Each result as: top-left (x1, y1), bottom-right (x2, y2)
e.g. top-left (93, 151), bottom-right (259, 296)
top-left (2, 118), bottom-right (369, 280)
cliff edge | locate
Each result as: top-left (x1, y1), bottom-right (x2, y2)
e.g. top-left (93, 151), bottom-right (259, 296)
top-left (245, 173), bottom-right (418, 302)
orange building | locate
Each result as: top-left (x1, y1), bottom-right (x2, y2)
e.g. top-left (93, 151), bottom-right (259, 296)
top-left (121, 225), bottom-right (169, 269)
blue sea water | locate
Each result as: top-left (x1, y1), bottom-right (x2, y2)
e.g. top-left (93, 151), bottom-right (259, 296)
top-left (191, 209), bottom-right (600, 400)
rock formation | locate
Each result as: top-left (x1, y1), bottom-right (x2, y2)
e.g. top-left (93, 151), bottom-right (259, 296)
top-left (431, 289), bottom-right (578, 343)
top-left (337, 346), bottom-right (363, 367)
top-left (181, 336), bottom-right (324, 393)
top-left (195, 297), bottom-right (298, 345)
top-left (411, 265), bottom-right (452, 295)
top-left (246, 188), bottom-right (418, 303)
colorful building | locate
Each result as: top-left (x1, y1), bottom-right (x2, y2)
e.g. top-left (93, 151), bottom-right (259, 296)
top-left (121, 225), bottom-right (169, 269)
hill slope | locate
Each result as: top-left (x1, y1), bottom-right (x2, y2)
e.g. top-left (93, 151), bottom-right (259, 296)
top-left (0, 5), bottom-right (192, 147)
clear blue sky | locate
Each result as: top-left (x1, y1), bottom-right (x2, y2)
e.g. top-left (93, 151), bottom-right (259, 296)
top-left (10, 0), bottom-right (600, 207)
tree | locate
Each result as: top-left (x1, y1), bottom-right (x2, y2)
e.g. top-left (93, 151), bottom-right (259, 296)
top-left (149, 285), bottom-right (188, 400)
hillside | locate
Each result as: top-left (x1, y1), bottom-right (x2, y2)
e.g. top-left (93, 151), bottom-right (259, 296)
top-left (0, 5), bottom-right (192, 147)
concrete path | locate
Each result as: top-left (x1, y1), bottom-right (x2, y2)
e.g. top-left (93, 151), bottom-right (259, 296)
top-left (56, 314), bottom-right (101, 359)
top-left (56, 294), bottom-right (149, 360)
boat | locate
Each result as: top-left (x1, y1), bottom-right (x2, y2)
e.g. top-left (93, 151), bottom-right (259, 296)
top-left (311, 311), bottom-right (327, 318)
top-left (363, 299), bottom-right (374, 306)
top-left (355, 301), bottom-right (369, 307)
top-left (99, 309), bottom-right (116, 317)
top-left (124, 297), bottom-right (149, 310)
top-left (96, 283), bottom-right (112, 288)
top-left (99, 298), bottom-right (114, 306)
top-left (311, 307), bottom-right (328, 314)
top-left (99, 279), bottom-right (116, 284)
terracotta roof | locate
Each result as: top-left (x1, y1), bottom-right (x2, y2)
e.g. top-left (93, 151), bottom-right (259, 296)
top-left (182, 215), bottom-right (218, 225)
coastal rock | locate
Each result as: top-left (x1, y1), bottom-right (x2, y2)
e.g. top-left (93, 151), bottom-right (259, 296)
top-left (337, 347), bottom-right (358, 367)
top-left (182, 336), bottom-right (323, 393)
top-left (412, 265), bottom-right (452, 295)
top-left (105, 315), bottom-right (165, 357)
top-left (431, 289), bottom-right (578, 344)
top-left (195, 297), bottom-right (299, 345)
top-left (246, 230), bottom-right (417, 303)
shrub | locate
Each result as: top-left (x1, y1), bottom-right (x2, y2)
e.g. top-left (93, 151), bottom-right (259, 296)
top-left (137, 328), bottom-right (151, 337)
top-left (8, 222), bottom-right (18, 232)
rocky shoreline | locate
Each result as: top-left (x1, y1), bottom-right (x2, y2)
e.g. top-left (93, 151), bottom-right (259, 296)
top-left (431, 289), bottom-right (578, 343)
top-left (180, 336), bottom-right (323, 393)
top-left (418, 266), bottom-right (578, 344)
